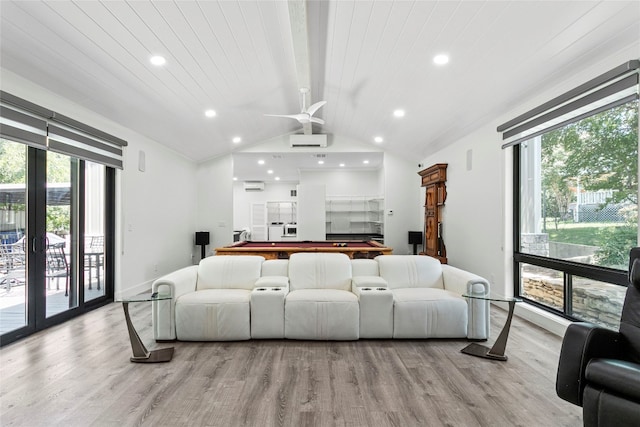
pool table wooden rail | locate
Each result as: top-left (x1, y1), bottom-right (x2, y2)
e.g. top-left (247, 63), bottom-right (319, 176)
top-left (215, 240), bottom-right (392, 260)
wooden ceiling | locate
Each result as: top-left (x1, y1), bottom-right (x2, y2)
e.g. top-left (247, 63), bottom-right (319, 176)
top-left (1, 1), bottom-right (638, 165)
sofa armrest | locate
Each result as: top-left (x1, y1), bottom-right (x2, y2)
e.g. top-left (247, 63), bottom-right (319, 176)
top-left (351, 276), bottom-right (388, 293)
top-left (442, 265), bottom-right (491, 340)
top-left (556, 322), bottom-right (623, 406)
top-left (586, 358), bottom-right (640, 402)
top-left (441, 264), bottom-right (490, 295)
top-left (151, 265), bottom-right (198, 340)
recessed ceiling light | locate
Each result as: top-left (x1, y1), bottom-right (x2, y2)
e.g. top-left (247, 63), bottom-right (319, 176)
top-left (433, 54), bottom-right (449, 65)
top-left (267, 169), bottom-right (274, 174)
top-left (258, 159), bottom-right (265, 165)
top-left (363, 160), bottom-right (369, 164)
top-left (233, 177), bottom-right (238, 181)
top-left (205, 109), bottom-right (216, 118)
top-left (393, 109), bottom-right (405, 118)
top-left (318, 160), bottom-right (324, 165)
top-left (275, 177), bottom-right (280, 181)
top-left (150, 55), bottom-right (166, 66)
top-left (232, 136), bottom-right (241, 143)
top-left (339, 163), bottom-right (345, 167)
top-left (374, 136), bottom-right (384, 143)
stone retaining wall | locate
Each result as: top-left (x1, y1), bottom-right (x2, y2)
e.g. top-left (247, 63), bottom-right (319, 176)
top-left (522, 273), bottom-right (625, 330)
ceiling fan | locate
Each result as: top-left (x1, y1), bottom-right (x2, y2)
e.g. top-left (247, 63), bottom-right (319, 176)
top-left (265, 88), bottom-right (326, 125)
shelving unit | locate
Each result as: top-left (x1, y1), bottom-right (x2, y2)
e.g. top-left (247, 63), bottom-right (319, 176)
top-left (266, 201), bottom-right (297, 225)
top-left (325, 196), bottom-right (384, 241)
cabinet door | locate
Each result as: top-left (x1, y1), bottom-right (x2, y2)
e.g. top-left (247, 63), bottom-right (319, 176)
top-left (425, 185), bottom-right (436, 210)
top-left (425, 213), bottom-right (437, 256)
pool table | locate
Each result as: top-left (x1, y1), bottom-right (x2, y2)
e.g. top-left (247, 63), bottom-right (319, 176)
top-left (215, 240), bottom-right (392, 260)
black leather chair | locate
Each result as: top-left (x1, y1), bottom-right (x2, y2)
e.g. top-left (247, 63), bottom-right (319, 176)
top-left (556, 247), bottom-right (640, 427)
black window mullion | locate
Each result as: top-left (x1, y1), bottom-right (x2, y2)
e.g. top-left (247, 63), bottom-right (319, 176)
top-left (103, 167), bottom-right (115, 301)
top-left (565, 273), bottom-right (573, 317)
top-left (512, 144), bottom-right (522, 298)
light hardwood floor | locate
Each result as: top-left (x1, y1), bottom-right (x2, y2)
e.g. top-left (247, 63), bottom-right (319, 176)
top-left (0, 302), bottom-right (582, 427)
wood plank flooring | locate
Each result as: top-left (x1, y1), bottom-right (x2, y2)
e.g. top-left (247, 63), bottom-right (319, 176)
top-left (0, 302), bottom-right (582, 427)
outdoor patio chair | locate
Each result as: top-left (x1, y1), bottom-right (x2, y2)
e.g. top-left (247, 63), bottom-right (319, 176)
top-left (46, 241), bottom-right (70, 296)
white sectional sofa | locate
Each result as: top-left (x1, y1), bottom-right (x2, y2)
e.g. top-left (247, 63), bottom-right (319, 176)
top-left (152, 253), bottom-right (490, 342)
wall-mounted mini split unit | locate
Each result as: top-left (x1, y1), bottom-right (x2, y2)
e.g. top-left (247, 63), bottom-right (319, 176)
top-left (290, 134), bottom-right (327, 148)
top-left (243, 181), bottom-right (265, 191)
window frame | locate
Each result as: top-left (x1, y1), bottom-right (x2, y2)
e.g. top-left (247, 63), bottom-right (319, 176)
top-left (512, 137), bottom-right (631, 322)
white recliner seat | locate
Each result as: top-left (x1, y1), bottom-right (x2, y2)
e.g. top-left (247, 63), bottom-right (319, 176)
top-left (285, 253), bottom-right (359, 340)
top-left (169, 255), bottom-right (264, 341)
top-left (376, 255), bottom-right (490, 339)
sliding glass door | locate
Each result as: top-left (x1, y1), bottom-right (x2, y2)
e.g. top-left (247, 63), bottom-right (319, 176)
top-left (0, 139), bottom-right (27, 334)
top-left (0, 138), bottom-right (113, 343)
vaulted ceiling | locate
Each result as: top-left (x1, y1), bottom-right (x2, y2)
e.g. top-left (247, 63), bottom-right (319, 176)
top-left (1, 1), bottom-right (638, 166)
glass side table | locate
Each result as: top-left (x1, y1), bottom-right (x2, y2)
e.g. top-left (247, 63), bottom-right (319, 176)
top-left (117, 293), bottom-right (174, 363)
top-left (461, 294), bottom-right (522, 361)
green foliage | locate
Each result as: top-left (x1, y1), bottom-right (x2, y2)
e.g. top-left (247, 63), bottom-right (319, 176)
top-left (542, 101), bottom-right (638, 205)
top-left (46, 206), bottom-right (70, 233)
top-left (1, 139), bottom-right (72, 232)
top-left (594, 225), bottom-right (637, 269)
top-left (545, 224), bottom-right (608, 247)
top-left (0, 139), bottom-right (27, 184)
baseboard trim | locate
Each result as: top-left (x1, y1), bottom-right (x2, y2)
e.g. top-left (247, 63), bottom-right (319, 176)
top-left (492, 300), bottom-right (571, 337)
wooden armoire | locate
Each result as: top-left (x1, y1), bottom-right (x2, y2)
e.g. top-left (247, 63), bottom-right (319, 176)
top-left (418, 163), bottom-right (447, 264)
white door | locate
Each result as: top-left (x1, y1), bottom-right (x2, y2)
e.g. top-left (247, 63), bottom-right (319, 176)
top-left (250, 203), bottom-right (267, 240)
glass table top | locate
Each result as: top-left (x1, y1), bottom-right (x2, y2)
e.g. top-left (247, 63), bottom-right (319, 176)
top-left (462, 293), bottom-right (522, 303)
top-left (117, 292), bottom-right (172, 303)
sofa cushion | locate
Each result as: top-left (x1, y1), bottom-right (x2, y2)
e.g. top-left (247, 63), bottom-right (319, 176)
top-left (175, 289), bottom-right (251, 341)
top-left (288, 253), bottom-right (352, 291)
top-left (285, 289), bottom-right (359, 340)
top-left (196, 255), bottom-right (264, 290)
top-left (392, 287), bottom-right (467, 338)
top-left (261, 259), bottom-right (289, 276)
top-left (351, 258), bottom-right (379, 276)
top-left (377, 255), bottom-right (444, 290)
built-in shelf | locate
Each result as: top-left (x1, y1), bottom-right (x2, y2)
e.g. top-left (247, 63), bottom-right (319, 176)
top-left (326, 196), bottom-right (383, 239)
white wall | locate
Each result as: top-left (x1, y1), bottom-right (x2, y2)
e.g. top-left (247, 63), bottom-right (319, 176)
top-left (300, 169), bottom-right (381, 196)
top-left (196, 154), bottom-right (234, 256)
top-left (417, 46), bottom-right (639, 335)
top-left (383, 152), bottom-right (424, 255)
top-left (1, 68), bottom-right (199, 298)
top-left (233, 180), bottom-right (298, 230)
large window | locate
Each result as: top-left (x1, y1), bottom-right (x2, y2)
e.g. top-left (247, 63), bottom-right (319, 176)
top-left (501, 61), bottom-right (639, 329)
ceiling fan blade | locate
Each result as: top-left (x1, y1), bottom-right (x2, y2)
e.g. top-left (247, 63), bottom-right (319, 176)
top-left (309, 117), bottom-right (325, 125)
top-left (306, 101), bottom-right (326, 116)
top-left (264, 114), bottom-right (303, 120)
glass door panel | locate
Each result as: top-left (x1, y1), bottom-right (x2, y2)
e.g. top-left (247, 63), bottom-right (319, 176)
top-left (84, 162), bottom-right (105, 301)
top-left (45, 152), bottom-right (77, 318)
top-left (0, 139), bottom-right (27, 334)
